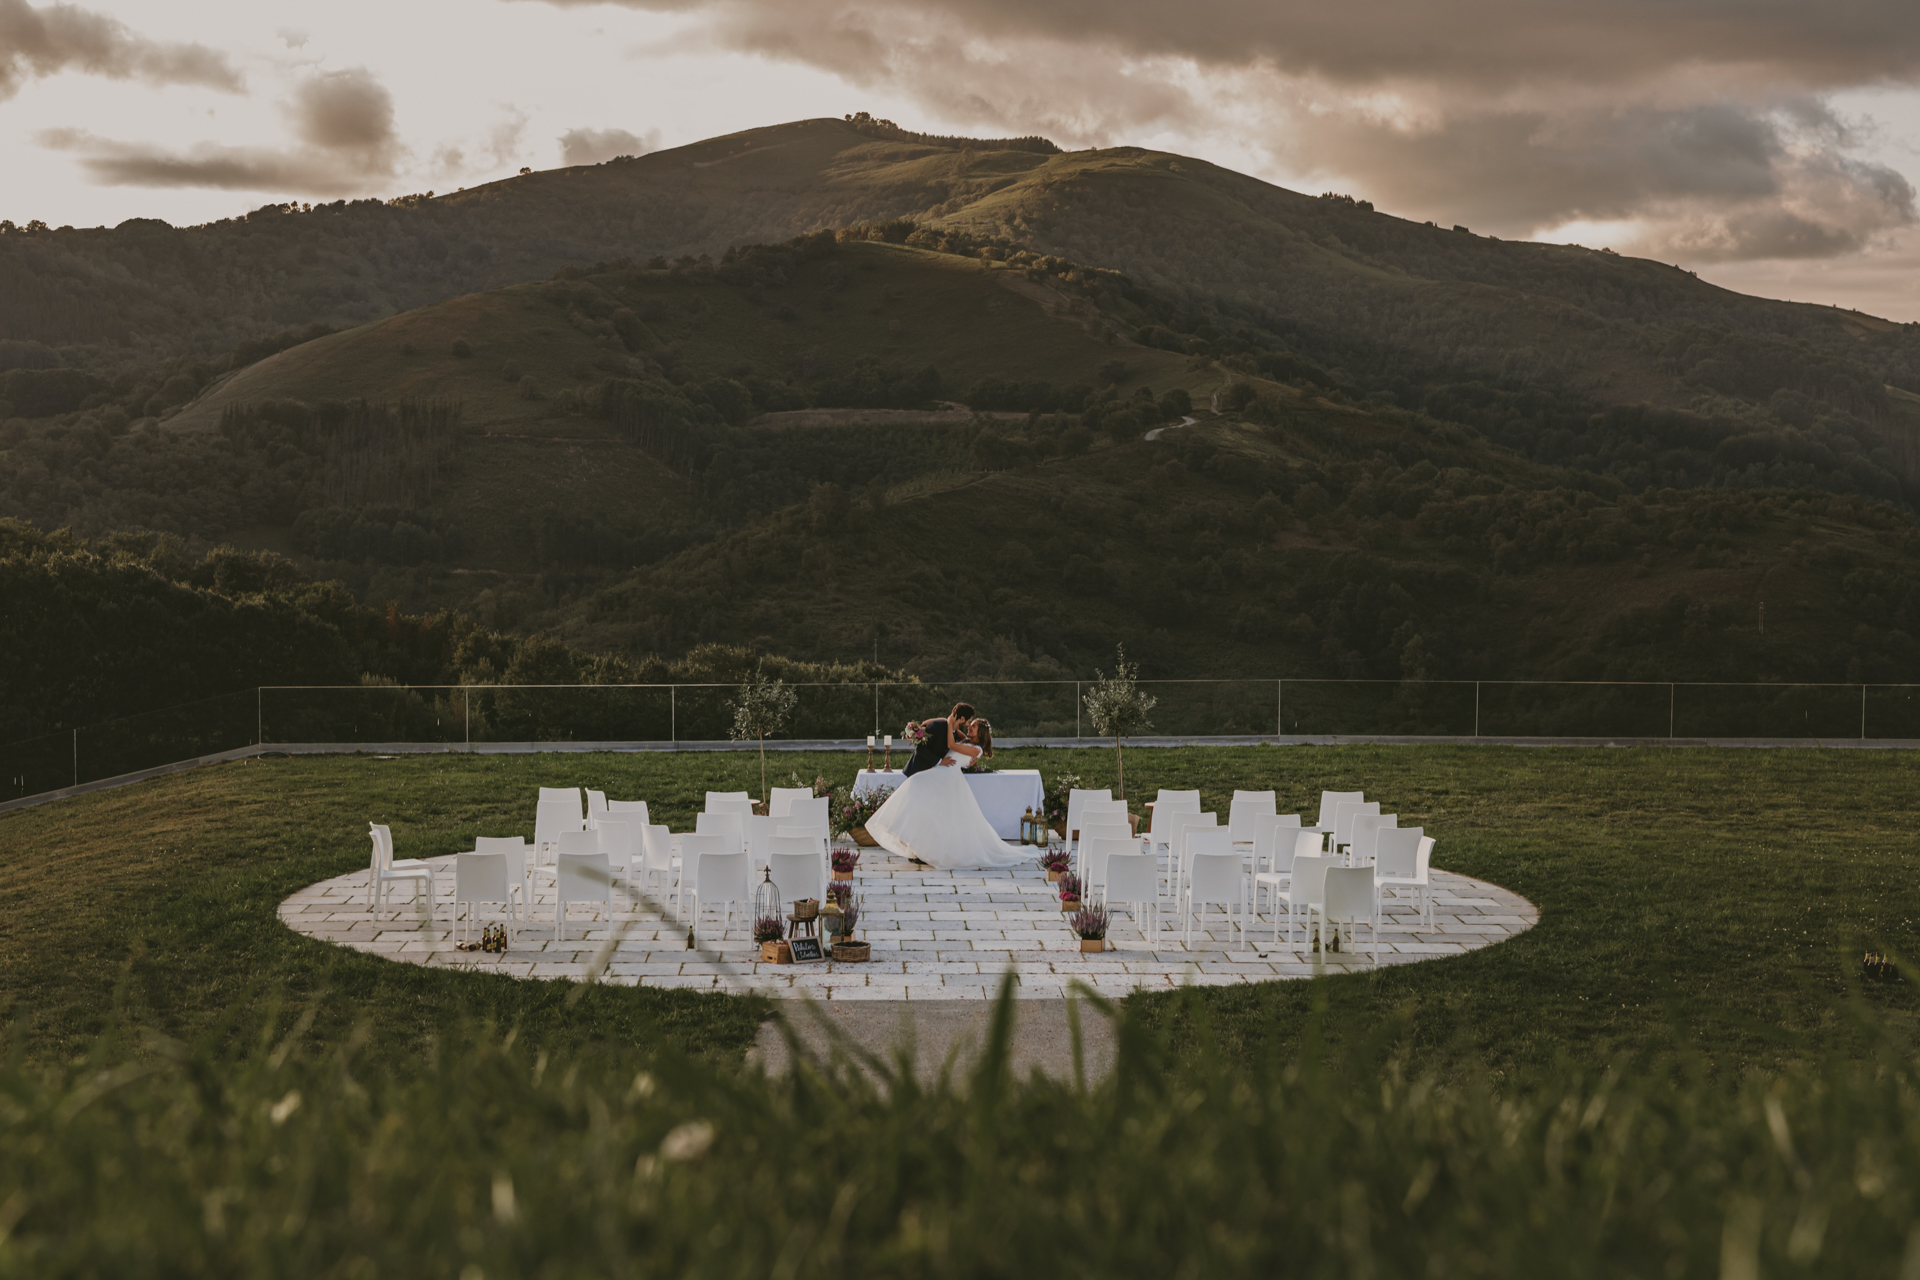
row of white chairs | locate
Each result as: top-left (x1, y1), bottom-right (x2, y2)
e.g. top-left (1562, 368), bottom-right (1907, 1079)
top-left (370, 786), bottom-right (841, 945)
top-left (1059, 788), bottom-right (1437, 956)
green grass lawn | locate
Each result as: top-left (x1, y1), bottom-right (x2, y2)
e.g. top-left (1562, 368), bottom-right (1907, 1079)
top-left (2, 742), bottom-right (1915, 1080)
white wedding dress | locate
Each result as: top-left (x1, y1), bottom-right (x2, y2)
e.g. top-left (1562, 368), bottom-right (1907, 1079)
top-left (864, 752), bottom-right (1029, 870)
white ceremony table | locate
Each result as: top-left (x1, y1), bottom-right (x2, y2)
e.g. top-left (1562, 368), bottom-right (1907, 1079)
top-left (851, 768), bottom-right (1045, 840)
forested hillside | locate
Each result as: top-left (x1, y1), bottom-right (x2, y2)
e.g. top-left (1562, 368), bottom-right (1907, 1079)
top-left (0, 520), bottom-right (897, 747)
top-left (6, 119), bottom-right (1920, 708)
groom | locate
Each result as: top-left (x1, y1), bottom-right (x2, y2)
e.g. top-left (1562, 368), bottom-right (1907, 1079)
top-left (902, 702), bottom-right (975, 778)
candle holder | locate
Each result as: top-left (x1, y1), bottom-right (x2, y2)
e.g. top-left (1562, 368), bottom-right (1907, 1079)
top-left (865, 735), bottom-right (876, 772)
top-left (882, 735), bottom-right (894, 771)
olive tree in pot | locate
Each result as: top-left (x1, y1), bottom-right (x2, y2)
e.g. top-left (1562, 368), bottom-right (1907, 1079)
top-left (1082, 645), bottom-right (1157, 801)
top-left (730, 668), bottom-right (799, 807)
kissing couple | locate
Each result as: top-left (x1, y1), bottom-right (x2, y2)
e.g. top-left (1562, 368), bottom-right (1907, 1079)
top-left (864, 703), bottom-right (1025, 870)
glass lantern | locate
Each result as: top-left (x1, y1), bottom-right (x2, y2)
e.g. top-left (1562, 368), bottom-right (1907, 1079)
top-left (753, 867), bottom-right (784, 939)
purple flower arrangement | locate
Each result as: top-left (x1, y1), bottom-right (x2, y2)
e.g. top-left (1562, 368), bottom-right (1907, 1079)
top-left (831, 847), bottom-right (861, 874)
top-left (832, 785), bottom-right (893, 836)
top-left (1071, 904), bottom-right (1109, 941)
top-left (826, 882), bottom-right (852, 910)
top-left (1057, 872), bottom-right (1083, 907)
top-left (753, 915), bottom-right (786, 944)
top-left (1039, 847), bottom-right (1070, 875)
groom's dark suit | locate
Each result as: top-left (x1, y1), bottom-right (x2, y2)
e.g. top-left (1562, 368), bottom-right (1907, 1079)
top-left (901, 718), bottom-right (951, 778)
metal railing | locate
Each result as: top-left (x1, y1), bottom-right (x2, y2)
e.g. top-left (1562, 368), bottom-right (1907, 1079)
top-left (9, 677), bottom-right (1920, 804)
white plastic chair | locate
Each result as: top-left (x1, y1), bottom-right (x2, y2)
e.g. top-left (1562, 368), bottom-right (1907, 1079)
top-left (1255, 827), bottom-right (1320, 920)
top-left (1321, 865), bottom-right (1379, 964)
top-left (1331, 801), bottom-right (1380, 857)
top-left (607, 799), bottom-right (650, 831)
top-left (779, 796), bottom-right (831, 875)
top-left (781, 795), bottom-right (829, 840)
top-left (705, 790), bottom-right (750, 809)
top-left (743, 814), bottom-right (780, 878)
top-left (596, 819), bottom-right (635, 905)
top-left (1146, 793), bottom-right (1201, 861)
top-left (1376, 829), bottom-right (1432, 929)
top-left (555, 850), bottom-right (613, 942)
top-left (585, 789), bottom-right (609, 826)
top-left (1275, 853), bottom-right (1335, 947)
top-left (1228, 792), bottom-right (1277, 849)
top-left (1075, 799), bottom-right (1130, 875)
top-left (1065, 788), bottom-right (1113, 852)
top-left (1346, 813), bottom-right (1397, 865)
top-left (1083, 834), bottom-right (1136, 897)
top-left (1313, 790), bottom-right (1363, 829)
top-left (533, 800), bottom-right (583, 863)
top-left (639, 824), bottom-right (676, 913)
top-left (1075, 818), bottom-right (1130, 886)
top-left (676, 832), bottom-right (726, 921)
top-left (1247, 816), bottom-right (1292, 913)
top-left (366, 824), bottom-right (436, 919)
top-left (1184, 850), bottom-right (1247, 949)
top-left (689, 851), bottom-right (750, 944)
top-left (696, 810), bottom-right (745, 856)
top-left (454, 851), bottom-right (520, 947)
top-left (766, 840), bottom-right (824, 908)
top-left (769, 787), bottom-right (813, 818)
top-left (475, 836), bottom-right (531, 923)
top-left (1103, 850), bottom-right (1160, 938)
top-left (539, 787), bottom-right (584, 817)
top-left (1166, 812), bottom-right (1220, 900)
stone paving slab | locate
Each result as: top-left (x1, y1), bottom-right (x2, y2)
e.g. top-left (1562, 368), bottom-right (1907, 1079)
top-left (280, 842), bottom-right (1537, 1000)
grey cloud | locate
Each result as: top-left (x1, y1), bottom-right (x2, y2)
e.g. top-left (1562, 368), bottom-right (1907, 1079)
top-left (38, 129), bottom-right (378, 194)
top-left (37, 68), bottom-right (403, 196)
top-left (558, 125), bottom-right (660, 166)
top-left (0, 0), bottom-right (243, 101)
top-left (488, 107), bottom-right (530, 166)
top-left (529, 0), bottom-right (1920, 95)
top-left (291, 67), bottom-right (397, 157)
top-left (1278, 98), bottom-right (1915, 259)
top-left (536, 0), bottom-right (1920, 262)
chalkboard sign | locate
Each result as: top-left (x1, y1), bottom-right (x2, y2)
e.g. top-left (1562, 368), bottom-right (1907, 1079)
top-left (787, 936), bottom-right (826, 964)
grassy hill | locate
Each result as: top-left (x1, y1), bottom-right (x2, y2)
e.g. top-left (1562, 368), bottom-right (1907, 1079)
top-left (7, 223), bottom-right (1920, 695)
top-left (8, 116), bottom-right (1920, 428)
top-left (6, 120), bottom-right (1920, 696)
top-left (167, 238), bottom-right (1197, 436)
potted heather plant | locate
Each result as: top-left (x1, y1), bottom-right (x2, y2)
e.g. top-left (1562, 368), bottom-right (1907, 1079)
top-left (1040, 847), bottom-right (1070, 882)
top-left (754, 914), bottom-right (790, 963)
top-left (831, 847), bottom-right (860, 881)
top-left (832, 897), bottom-right (869, 962)
top-left (1057, 872), bottom-right (1083, 913)
top-left (1072, 904), bottom-right (1110, 953)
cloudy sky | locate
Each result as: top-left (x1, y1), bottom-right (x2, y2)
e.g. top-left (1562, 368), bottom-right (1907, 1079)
top-left (6, 0), bottom-right (1920, 316)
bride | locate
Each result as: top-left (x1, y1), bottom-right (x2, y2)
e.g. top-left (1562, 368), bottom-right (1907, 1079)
top-left (865, 707), bottom-right (1028, 870)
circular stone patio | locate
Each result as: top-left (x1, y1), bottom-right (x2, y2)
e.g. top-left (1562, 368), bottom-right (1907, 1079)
top-left (281, 842), bottom-right (1537, 999)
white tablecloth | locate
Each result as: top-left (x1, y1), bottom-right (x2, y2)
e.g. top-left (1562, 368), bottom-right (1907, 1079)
top-left (852, 770), bottom-right (906, 799)
top-left (851, 768), bottom-right (1045, 840)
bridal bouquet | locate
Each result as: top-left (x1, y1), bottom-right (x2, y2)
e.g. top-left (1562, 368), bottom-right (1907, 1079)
top-left (901, 720), bottom-right (929, 747)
